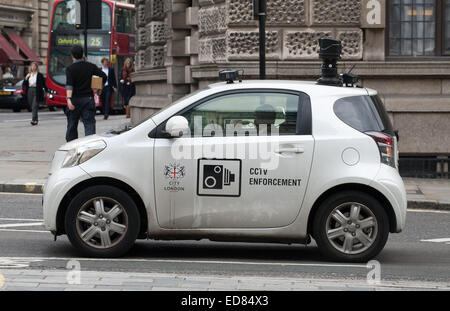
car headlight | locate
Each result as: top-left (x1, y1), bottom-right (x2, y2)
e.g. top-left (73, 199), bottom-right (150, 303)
top-left (61, 140), bottom-right (107, 168)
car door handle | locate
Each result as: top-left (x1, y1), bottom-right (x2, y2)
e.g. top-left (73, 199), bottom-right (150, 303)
top-left (275, 147), bottom-right (305, 154)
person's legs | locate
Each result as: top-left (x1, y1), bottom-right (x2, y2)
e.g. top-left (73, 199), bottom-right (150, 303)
top-left (66, 100), bottom-right (82, 142)
top-left (32, 97), bottom-right (39, 122)
top-left (28, 88), bottom-right (38, 122)
top-left (123, 94), bottom-right (131, 118)
top-left (103, 87), bottom-right (112, 117)
top-left (80, 97), bottom-right (96, 136)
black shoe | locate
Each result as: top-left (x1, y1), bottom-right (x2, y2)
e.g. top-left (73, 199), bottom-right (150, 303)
top-left (104, 115), bottom-right (109, 120)
top-left (31, 121), bottom-right (38, 126)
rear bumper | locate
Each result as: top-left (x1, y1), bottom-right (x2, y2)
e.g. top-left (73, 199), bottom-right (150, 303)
top-left (370, 165), bottom-right (407, 232)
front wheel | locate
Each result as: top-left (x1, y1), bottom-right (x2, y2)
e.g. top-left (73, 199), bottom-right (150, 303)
top-left (312, 191), bottom-right (389, 263)
top-left (65, 185), bottom-right (140, 257)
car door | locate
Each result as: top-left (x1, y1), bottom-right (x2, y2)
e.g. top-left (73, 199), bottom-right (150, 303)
top-left (153, 89), bottom-right (314, 229)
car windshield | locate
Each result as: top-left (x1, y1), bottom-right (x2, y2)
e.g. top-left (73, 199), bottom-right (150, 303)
top-left (133, 87), bottom-right (210, 128)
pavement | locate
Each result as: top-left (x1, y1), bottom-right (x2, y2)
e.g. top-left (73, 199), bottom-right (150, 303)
top-left (0, 110), bottom-right (449, 209)
top-left (1, 269), bottom-right (448, 291)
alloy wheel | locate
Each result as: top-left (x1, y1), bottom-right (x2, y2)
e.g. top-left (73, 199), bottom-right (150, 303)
top-left (325, 202), bottom-right (378, 255)
top-left (75, 197), bottom-right (128, 249)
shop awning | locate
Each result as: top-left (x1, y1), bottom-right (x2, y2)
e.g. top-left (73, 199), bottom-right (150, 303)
top-left (0, 33), bottom-right (26, 65)
top-left (3, 28), bottom-right (42, 64)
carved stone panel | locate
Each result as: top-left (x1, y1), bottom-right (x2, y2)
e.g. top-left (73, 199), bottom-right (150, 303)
top-left (137, 4), bottom-right (146, 27)
top-left (137, 27), bottom-right (147, 50)
top-left (145, 45), bottom-right (165, 68)
top-left (148, 21), bottom-right (166, 44)
top-left (227, 0), bottom-right (254, 25)
top-left (227, 31), bottom-right (280, 60)
top-left (145, 0), bottom-right (165, 23)
top-left (284, 30), bottom-right (333, 59)
top-left (312, 0), bottom-right (361, 25)
top-left (199, 36), bottom-right (227, 63)
top-left (266, 0), bottom-right (305, 25)
top-left (337, 29), bottom-right (363, 60)
top-left (136, 50), bottom-right (146, 71)
top-left (198, 5), bottom-right (227, 37)
top-left (199, 0), bottom-right (226, 7)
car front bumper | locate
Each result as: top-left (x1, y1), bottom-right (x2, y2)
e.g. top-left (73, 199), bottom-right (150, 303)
top-left (43, 156), bottom-right (91, 232)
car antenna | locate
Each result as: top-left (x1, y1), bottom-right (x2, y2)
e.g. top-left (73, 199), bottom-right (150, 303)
top-left (341, 64), bottom-right (359, 87)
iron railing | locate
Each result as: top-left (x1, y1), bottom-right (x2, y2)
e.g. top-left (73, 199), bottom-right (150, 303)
top-left (399, 157), bottom-right (449, 179)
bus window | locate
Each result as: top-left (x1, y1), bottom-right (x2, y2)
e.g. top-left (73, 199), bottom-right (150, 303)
top-left (52, 0), bottom-right (77, 31)
top-left (52, 1), bottom-right (111, 32)
top-left (115, 8), bottom-right (135, 34)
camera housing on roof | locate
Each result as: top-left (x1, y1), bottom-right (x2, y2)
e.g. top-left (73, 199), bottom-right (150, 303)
top-left (317, 37), bottom-right (342, 87)
top-left (316, 37), bottom-right (360, 87)
top-left (219, 69), bottom-right (242, 84)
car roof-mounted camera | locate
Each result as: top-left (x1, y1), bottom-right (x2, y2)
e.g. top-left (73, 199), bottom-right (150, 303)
top-left (219, 69), bottom-right (243, 84)
top-left (316, 37), bottom-right (360, 88)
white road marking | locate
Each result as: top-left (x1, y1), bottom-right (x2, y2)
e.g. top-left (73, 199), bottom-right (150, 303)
top-left (0, 222), bottom-right (43, 228)
top-left (421, 238), bottom-right (450, 243)
top-left (0, 257), bottom-right (44, 268)
top-left (0, 256), bottom-right (366, 268)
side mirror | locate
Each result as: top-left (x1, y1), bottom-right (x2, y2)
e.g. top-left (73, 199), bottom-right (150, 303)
top-left (165, 116), bottom-right (190, 138)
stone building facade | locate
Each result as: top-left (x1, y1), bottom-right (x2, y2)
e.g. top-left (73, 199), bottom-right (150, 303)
top-left (0, 0), bottom-right (50, 75)
top-left (131, 0), bottom-right (450, 164)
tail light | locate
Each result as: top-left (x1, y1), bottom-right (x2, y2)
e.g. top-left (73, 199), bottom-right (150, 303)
top-left (14, 89), bottom-right (24, 95)
top-left (366, 131), bottom-right (396, 168)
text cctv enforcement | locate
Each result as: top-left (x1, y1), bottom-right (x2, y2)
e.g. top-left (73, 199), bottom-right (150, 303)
top-left (249, 177), bottom-right (301, 187)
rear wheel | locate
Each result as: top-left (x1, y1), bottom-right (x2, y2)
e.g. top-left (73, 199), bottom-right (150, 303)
top-left (12, 107), bottom-right (21, 113)
top-left (312, 191), bottom-right (389, 262)
top-left (65, 185), bottom-right (140, 257)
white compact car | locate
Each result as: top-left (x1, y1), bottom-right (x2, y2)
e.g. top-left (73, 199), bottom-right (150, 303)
top-left (43, 78), bottom-right (406, 262)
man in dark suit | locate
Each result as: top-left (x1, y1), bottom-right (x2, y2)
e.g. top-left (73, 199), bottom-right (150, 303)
top-left (65, 46), bottom-right (107, 142)
top-left (100, 58), bottom-right (117, 120)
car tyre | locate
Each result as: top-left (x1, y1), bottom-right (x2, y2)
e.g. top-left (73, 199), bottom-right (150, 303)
top-left (12, 107), bottom-right (21, 113)
top-left (65, 185), bottom-right (140, 258)
top-left (312, 191), bottom-right (389, 263)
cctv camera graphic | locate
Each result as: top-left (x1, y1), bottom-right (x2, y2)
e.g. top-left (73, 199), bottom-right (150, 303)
top-left (203, 165), bottom-right (235, 189)
top-left (198, 159), bottom-right (241, 197)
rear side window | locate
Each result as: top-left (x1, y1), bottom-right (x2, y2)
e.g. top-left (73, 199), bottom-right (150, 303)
top-left (333, 95), bottom-right (394, 136)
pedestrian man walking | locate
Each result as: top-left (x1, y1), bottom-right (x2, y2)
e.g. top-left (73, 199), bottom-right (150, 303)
top-left (65, 46), bottom-right (107, 142)
top-left (100, 57), bottom-right (117, 120)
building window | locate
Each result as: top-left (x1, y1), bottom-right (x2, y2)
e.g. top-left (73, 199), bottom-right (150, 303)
top-left (444, 0), bottom-right (450, 54)
top-left (388, 0), bottom-right (450, 57)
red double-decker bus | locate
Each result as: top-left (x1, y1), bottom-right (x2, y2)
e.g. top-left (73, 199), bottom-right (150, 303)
top-left (46, 0), bottom-right (135, 112)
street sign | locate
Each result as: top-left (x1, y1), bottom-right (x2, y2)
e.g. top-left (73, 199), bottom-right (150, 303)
top-left (75, 0), bottom-right (103, 30)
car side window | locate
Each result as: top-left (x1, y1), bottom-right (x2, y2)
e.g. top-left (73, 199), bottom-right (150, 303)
top-left (181, 92), bottom-right (303, 137)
